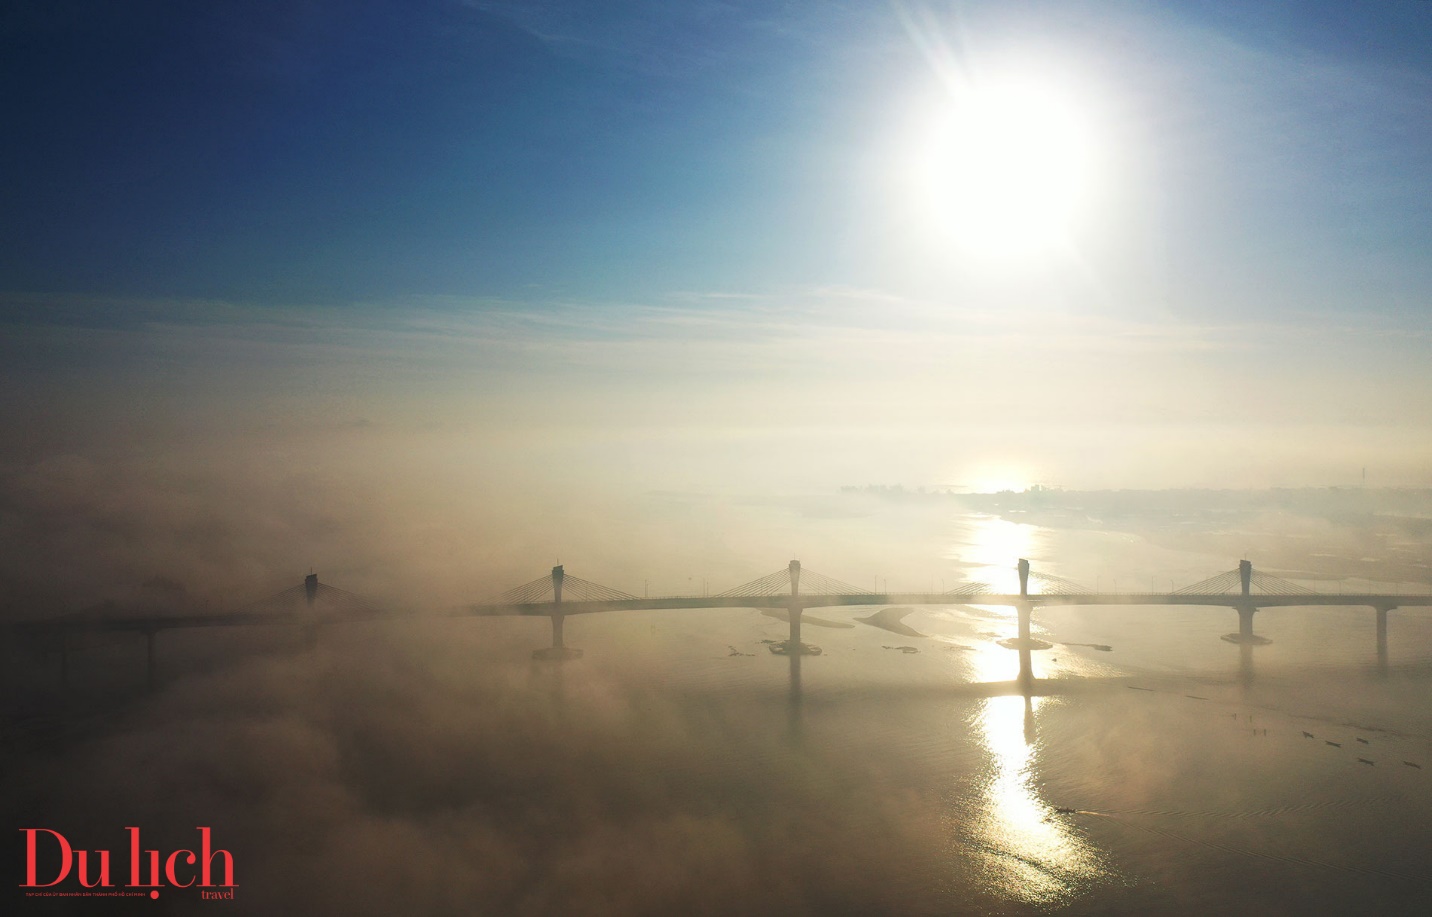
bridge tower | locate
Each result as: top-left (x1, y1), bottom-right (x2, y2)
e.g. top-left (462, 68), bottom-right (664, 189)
top-left (1016, 558), bottom-right (1036, 687)
top-left (1223, 560), bottom-right (1269, 650)
top-left (787, 559), bottom-right (803, 651)
top-left (303, 572), bottom-right (320, 650)
top-left (551, 564), bottom-right (565, 649)
top-left (787, 560), bottom-right (805, 733)
top-left (1236, 559), bottom-right (1257, 639)
top-left (999, 559), bottom-right (1047, 686)
top-left (1016, 558), bottom-right (1032, 643)
top-left (534, 565), bottom-right (582, 661)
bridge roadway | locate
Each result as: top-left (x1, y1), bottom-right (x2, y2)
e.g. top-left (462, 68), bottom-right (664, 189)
top-left (12, 560), bottom-right (1432, 685)
top-left (467, 588), bottom-right (1432, 663)
top-left (465, 591), bottom-right (1432, 617)
top-left (15, 591), bottom-right (1432, 635)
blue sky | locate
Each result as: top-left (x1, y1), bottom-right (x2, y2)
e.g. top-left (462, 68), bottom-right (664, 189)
top-left (3, 0), bottom-right (1429, 313)
top-left (3, 1), bottom-right (1432, 492)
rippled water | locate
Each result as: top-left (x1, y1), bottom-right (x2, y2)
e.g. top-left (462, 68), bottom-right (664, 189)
top-left (560, 594), bottom-right (1430, 915)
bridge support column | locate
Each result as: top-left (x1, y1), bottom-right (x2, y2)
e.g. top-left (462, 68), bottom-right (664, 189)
top-left (789, 606), bottom-right (802, 649)
top-left (1222, 603), bottom-right (1270, 646)
top-left (534, 614), bottom-right (582, 660)
top-left (998, 600), bottom-right (1050, 655)
top-left (533, 614), bottom-right (582, 660)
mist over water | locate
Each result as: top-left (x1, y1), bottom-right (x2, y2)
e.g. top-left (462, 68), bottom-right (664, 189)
top-left (4, 484), bottom-right (1430, 915)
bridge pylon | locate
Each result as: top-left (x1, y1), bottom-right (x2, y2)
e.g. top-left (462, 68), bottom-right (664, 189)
top-left (999, 560), bottom-right (1051, 661)
top-left (786, 560), bottom-right (818, 656)
top-left (534, 565), bottom-right (583, 661)
top-left (768, 559), bottom-right (819, 657)
top-left (303, 572), bottom-right (320, 650)
top-left (788, 559), bottom-right (802, 648)
top-left (1222, 561), bottom-right (1271, 646)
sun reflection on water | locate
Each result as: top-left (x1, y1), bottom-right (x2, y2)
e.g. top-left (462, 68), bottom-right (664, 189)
top-left (943, 505), bottom-right (1109, 902)
top-left (969, 694), bottom-right (1107, 904)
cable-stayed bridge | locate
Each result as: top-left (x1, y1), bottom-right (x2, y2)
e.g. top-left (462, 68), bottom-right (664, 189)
top-left (10, 559), bottom-right (1432, 685)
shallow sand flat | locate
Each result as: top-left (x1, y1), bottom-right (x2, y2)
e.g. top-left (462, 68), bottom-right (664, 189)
top-left (855, 606), bottom-right (926, 638)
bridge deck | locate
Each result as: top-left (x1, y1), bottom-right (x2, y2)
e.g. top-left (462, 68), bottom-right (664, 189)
top-left (12, 592), bottom-right (1432, 635)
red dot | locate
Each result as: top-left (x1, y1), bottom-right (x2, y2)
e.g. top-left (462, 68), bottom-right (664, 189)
top-left (149, 890), bottom-right (159, 899)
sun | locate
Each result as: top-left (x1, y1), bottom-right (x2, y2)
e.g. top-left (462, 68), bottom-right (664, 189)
top-left (909, 77), bottom-right (1097, 261)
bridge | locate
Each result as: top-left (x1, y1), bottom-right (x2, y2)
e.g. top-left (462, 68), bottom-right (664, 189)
top-left (10, 559), bottom-right (1432, 691)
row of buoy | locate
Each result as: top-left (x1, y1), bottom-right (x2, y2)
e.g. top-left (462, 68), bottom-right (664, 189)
top-left (1300, 729), bottom-right (1421, 768)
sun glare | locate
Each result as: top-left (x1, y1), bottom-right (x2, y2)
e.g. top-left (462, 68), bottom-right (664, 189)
top-left (910, 76), bottom-right (1097, 261)
top-left (963, 463), bottom-right (1036, 495)
top-left (968, 695), bottom-right (1107, 902)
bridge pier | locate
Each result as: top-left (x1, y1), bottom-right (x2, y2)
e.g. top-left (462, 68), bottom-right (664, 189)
top-left (1222, 604), bottom-right (1270, 645)
top-left (534, 614), bottom-right (582, 660)
top-left (773, 605), bottom-right (819, 656)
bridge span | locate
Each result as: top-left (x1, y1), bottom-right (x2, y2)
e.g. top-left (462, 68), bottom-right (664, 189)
top-left (465, 559), bottom-right (1431, 666)
top-left (12, 559), bottom-right (1432, 688)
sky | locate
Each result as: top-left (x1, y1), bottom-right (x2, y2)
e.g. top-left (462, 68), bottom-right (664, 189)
top-left (2, 0), bottom-right (1429, 308)
top-left (3, 0), bottom-right (1432, 606)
